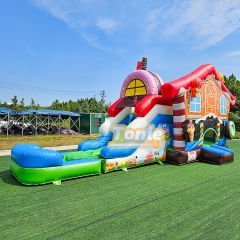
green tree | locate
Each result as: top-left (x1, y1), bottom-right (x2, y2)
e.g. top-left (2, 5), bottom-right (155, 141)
top-left (224, 74), bottom-right (240, 114)
top-left (29, 98), bottom-right (36, 109)
top-left (68, 100), bottom-right (78, 112)
top-left (77, 98), bottom-right (85, 107)
top-left (50, 99), bottom-right (61, 110)
top-left (69, 100), bottom-right (81, 113)
top-left (105, 102), bottom-right (110, 112)
top-left (11, 95), bottom-right (18, 111)
top-left (0, 101), bottom-right (8, 108)
top-left (36, 104), bottom-right (41, 110)
top-left (228, 112), bottom-right (240, 132)
top-left (64, 102), bottom-right (70, 111)
top-left (97, 101), bottom-right (106, 113)
top-left (81, 101), bottom-right (90, 113)
top-left (19, 98), bottom-right (25, 112)
top-left (228, 112), bottom-right (240, 121)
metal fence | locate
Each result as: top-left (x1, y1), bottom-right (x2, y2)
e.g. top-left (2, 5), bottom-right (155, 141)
top-left (0, 110), bottom-right (80, 136)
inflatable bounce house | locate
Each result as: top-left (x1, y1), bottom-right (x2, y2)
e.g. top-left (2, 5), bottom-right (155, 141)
top-left (10, 58), bottom-right (237, 185)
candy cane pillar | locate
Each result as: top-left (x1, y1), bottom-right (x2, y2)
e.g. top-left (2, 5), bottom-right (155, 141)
top-left (198, 121), bottom-right (204, 148)
top-left (173, 95), bottom-right (186, 150)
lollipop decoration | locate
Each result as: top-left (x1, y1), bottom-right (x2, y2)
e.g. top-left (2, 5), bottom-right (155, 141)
top-left (136, 61), bottom-right (142, 70)
top-left (191, 77), bottom-right (202, 98)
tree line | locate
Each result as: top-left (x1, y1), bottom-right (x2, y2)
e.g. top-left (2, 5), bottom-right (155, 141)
top-left (0, 96), bottom-right (110, 113)
top-left (0, 73), bottom-right (239, 116)
top-left (224, 74), bottom-right (240, 131)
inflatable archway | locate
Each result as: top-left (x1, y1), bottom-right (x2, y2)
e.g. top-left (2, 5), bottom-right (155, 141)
top-left (203, 128), bottom-right (218, 145)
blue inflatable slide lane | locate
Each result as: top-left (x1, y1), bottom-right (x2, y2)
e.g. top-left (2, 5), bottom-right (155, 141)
top-left (100, 113), bottom-right (173, 159)
top-left (78, 113), bottom-right (136, 151)
top-left (201, 144), bottom-right (234, 165)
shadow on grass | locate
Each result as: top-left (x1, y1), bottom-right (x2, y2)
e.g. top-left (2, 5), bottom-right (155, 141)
top-left (0, 169), bottom-right (22, 186)
top-left (0, 168), bottom-right (103, 187)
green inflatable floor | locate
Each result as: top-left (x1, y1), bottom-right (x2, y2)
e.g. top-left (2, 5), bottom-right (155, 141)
top-left (63, 148), bottom-right (103, 161)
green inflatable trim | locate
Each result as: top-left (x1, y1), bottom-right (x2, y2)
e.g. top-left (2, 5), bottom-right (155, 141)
top-left (63, 148), bottom-right (103, 161)
top-left (10, 159), bottom-right (102, 185)
top-left (229, 121), bottom-right (235, 139)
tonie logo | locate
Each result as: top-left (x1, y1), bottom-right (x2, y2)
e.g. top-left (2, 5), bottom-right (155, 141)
top-left (108, 124), bottom-right (165, 148)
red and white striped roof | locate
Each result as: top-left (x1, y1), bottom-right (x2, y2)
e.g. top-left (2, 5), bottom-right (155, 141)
top-left (161, 64), bottom-right (237, 108)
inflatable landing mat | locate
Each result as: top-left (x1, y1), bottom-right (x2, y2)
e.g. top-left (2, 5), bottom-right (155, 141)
top-left (201, 145), bottom-right (234, 165)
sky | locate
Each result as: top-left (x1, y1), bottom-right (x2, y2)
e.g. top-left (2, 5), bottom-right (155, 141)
top-left (0, 0), bottom-right (240, 107)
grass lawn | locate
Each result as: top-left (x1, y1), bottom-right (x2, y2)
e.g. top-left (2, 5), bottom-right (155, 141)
top-left (0, 134), bottom-right (98, 150)
top-left (0, 140), bottom-right (240, 239)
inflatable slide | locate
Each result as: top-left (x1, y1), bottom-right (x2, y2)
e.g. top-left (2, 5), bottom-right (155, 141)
top-left (10, 57), bottom-right (236, 185)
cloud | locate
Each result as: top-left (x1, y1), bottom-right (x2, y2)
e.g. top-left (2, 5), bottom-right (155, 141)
top-left (223, 50), bottom-right (240, 58)
top-left (96, 18), bottom-right (117, 31)
top-left (30, 0), bottom-right (240, 51)
top-left (145, 0), bottom-right (240, 49)
top-left (80, 32), bottom-right (112, 52)
top-left (30, 0), bottom-right (120, 50)
top-left (30, 0), bottom-right (119, 33)
top-left (30, 0), bottom-right (98, 28)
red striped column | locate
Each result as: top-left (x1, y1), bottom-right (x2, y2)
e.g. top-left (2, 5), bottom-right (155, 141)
top-left (172, 95), bottom-right (186, 150)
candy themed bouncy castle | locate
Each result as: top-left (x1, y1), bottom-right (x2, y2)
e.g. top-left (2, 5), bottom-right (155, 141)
top-left (161, 63), bottom-right (236, 165)
top-left (96, 57), bottom-right (236, 167)
top-left (10, 58), bottom-right (237, 185)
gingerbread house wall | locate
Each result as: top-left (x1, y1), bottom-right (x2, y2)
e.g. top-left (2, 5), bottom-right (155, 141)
top-left (184, 75), bottom-right (230, 120)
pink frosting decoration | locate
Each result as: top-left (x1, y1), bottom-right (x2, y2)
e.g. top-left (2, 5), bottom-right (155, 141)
top-left (120, 70), bottom-right (159, 98)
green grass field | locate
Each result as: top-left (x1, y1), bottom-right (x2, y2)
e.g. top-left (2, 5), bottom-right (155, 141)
top-left (1, 141), bottom-right (240, 239)
top-left (0, 134), bottom-right (98, 150)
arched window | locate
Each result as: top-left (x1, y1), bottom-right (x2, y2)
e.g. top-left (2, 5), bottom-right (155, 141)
top-left (190, 94), bottom-right (201, 112)
top-left (220, 95), bottom-right (226, 114)
top-left (125, 79), bottom-right (147, 97)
